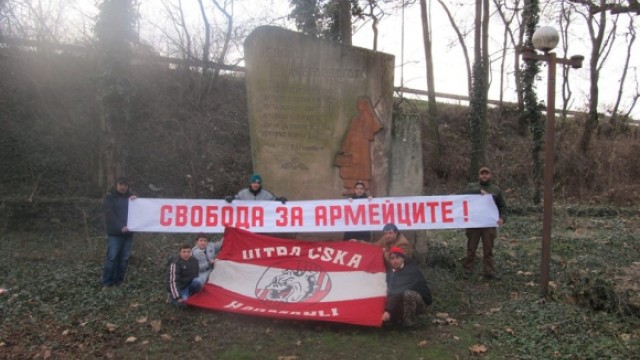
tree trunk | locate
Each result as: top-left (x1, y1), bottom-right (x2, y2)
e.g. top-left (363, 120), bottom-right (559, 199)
top-left (468, 0), bottom-right (488, 179)
top-left (520, 0), bottom-right (542, 205)
top-left (419, 0), bottom-right (442, 180)
top-left (580, 2), bottom-right (607, 154)
top-left (338, 0), bottom-right (352, 45)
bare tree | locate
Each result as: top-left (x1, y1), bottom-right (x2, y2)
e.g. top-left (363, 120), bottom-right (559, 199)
top-left (436, 0), bottom-right (472, 96)
top-left (559, 0), bottom-right (575, 125)
top-left (610, 14), bottom-right (636, 125)
top-left (493, 0), bottom-right (522, 110)
top-left (574, 0), bottom-right (619, 153)
top-left (418, 0), bottom-right (442, 183)
top-left (623, 68), bottom-right (639, 118)
top-left (211, 0), bottom-right (233, 81)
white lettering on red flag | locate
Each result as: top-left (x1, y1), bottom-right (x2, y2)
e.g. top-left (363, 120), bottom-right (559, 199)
top-left (127, 195), bottom-right (499, 233)
top-left (185, 227), bottom-right (387, 327)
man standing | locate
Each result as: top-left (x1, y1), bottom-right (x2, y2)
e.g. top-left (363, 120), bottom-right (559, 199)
top-left (462, 167), bottom-right (506, 280)
top-left (101, 176), bottom-right (135, 288)
top-left (225, 173), bottom-right (287, 203)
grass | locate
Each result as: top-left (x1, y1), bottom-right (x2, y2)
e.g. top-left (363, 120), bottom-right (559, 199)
top-left (1, 211), bottom-right (640, 359)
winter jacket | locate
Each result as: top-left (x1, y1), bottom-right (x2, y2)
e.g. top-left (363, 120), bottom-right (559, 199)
top-left (104, 187), bottom-right (132, 236)
top-left (167, 256), bottom-right (199, 300)
top-left (385, 261), bottom-right (432, 312)
top-left (192, 240), bottom-right (223, 281)
top-left (234, 187), bottom-right (277, 201)
top-left (374, 233), bottom-right (413, 261)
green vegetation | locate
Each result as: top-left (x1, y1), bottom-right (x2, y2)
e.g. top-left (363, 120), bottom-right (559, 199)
top-left (2, 211), bottom-right (639, 359)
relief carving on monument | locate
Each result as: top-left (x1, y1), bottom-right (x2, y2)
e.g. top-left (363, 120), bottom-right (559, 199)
top-left (334, 96), bottom-right (383, 195)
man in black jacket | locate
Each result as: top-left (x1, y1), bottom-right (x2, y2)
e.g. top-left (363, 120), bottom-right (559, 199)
top-left (167, 243), bottom-right (203, 306)
top-left (101, 176), bottom-right (136, 288)
top-left (382, 247), bottom-right (432, 327)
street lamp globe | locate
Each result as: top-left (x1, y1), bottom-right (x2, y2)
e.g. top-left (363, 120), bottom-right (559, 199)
top-left (532, 26), bottom-right (559, 52)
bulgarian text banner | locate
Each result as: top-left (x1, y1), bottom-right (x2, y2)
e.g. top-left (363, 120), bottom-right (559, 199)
top-left (127, 195), bottom-right (499, 233)
top-left (186, 227), bottom-right (387, 327)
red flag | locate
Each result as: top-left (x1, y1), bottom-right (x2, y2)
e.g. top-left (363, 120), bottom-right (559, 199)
top-left (186, 227), bottom-right (387, 327)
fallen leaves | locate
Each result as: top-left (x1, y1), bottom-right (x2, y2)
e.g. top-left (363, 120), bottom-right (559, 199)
top-left (468, 344), bottom-right (488, 355)
top-left (136, 316), bottom-right (148, 324)
top-left (150, 320), bottom-right (162, 333)
top-left (125, 336), bottom-right (137, 343)
top-left (161, 334), bottom-right (172, 341)
top-left (105, 323), bottom-right (117, 332)
top-left (277, 356), bottom-right (298, 360)
top-left (505, 327), bottom-right (515, 336)
top-left (417, 340), bottom-right (428, 347)
top-left (195, 335), bottom-right (202, 342)
top-left (432, 312), bottom-right (459, 326)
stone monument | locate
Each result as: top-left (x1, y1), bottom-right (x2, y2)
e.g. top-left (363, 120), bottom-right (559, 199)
top-left (244, 26), bottom-right (394, 200)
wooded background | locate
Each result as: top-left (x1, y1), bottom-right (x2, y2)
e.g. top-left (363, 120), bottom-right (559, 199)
top-left (0, 0), bottom-right (639, 205)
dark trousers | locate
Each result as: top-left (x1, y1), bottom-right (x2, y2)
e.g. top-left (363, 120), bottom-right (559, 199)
top-left (463, 227), bottom-right (497, 276)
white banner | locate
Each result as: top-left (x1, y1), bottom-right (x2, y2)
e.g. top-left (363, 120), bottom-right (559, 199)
top-left (127, 195), bottom-right (499, 233)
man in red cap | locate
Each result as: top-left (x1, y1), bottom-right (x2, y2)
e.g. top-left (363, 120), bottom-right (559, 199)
top-left (381, 246), bottom-right (432, 327)
top-left (460, 166), bottom-right (506, 280)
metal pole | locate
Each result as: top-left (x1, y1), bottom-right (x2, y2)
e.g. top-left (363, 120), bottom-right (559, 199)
top-left (540, 52), bottom-right (557, 296)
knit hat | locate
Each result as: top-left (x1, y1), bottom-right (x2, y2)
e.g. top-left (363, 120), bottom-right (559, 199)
top-left (390, 246), bottom-right (405, 258)
top-left (116, 176), bottom-right (129, 185)
top-left (382, 223), bottom-right (398, 232)
top-left (249, 174), bottom-right (262, 184)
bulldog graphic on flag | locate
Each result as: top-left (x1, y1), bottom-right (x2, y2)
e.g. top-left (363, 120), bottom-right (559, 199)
top-left (186, 227), bottom-right (387, 327)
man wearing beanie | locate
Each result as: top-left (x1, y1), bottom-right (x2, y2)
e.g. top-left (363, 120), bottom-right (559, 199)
top-left (225, 173), bottom-right (287, 203)
top-left (374, 223), bottom-right (413, 265)
top-left (382, 246), bottom-right (432, 327)
top-left (460, 167), bottom-right (506, 280)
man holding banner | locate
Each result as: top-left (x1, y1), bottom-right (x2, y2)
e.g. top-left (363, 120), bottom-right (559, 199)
top-left (461, 167), bottom-right (507, 280)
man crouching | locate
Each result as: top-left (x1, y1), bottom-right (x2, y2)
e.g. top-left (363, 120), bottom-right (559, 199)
top-left (382, 247), bottom-right (432, 327)
top-left (168, 243), bottom-right (204, 307)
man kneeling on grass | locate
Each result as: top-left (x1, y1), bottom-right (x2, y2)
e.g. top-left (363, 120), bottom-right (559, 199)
top-left (382, 247), bottom-right (433, 327)
top-left (168, 243), bottom-right (204, 307)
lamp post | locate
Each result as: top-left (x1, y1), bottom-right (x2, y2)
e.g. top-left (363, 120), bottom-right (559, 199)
top-left (520, 26), bottom-right (584, 296)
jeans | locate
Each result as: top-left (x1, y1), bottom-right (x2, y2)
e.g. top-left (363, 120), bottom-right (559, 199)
top-left (101, 234), bottom-right (133, 286)
top-left (170, 278), bottom-right (204, 306)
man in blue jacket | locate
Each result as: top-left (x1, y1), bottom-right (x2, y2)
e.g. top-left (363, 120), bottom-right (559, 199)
top-left (101, 176), bottom-right (135, 289)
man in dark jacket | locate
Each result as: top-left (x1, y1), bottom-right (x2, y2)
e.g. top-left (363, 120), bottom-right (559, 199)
top-left (167, 243), bottom-right (203, 306)
top-left (461, 167), bottom-right (507, 280)
top-left (101, 176), bottom-right (136, 288)
top-left (382, 247), bottom-right (432, 327)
